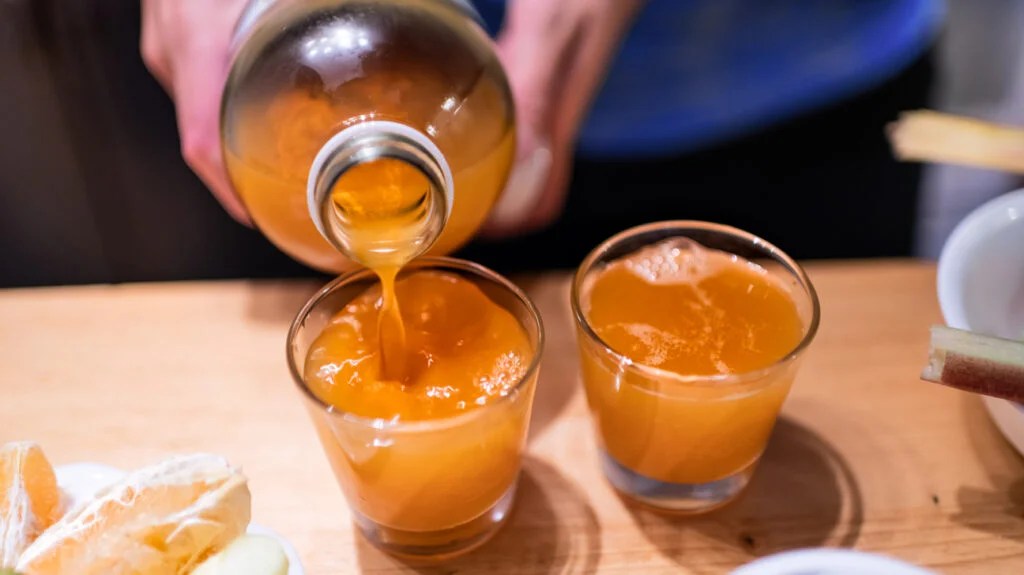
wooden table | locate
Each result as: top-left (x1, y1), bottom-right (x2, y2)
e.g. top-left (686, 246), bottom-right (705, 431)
top-left (3, 260), bottom-right (1023, 573)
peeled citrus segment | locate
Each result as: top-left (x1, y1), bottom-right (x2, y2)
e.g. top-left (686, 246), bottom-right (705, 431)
top-left (0, 442), bottom-right (60, 569)
top-left (16, 454), bottom-right (250, 575)
top-left (192, 534), bottom-right (290, 575)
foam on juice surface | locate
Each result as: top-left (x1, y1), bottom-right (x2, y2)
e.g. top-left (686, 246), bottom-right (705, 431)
top-left (582, 238), bottom-right (804, 376)
top-left (618, 237), bottom-right (730, 286)
top-left (304, 270), bottom-right (532, 421)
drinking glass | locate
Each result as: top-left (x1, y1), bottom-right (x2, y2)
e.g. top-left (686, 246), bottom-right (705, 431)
top-left (571, 221), bottom-right (820, 513)
top-left (288, 257), bottom-right (543, 558)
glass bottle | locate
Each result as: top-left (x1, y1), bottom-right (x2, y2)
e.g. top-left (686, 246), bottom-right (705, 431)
top-left (221, 0), bottom-right (516, 271)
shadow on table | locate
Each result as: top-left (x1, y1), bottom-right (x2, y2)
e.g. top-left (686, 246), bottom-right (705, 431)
top-left (953, 394), bottom-right (1024, 545)
top-left (354, 457), bottom-right (602, 574)
top-left (625, 417), bottom-right (863, 572)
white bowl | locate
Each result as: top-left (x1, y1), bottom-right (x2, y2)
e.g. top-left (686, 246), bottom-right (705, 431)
top-left (937, 188), bottom-right (1024, 339)
top-left (54, 463), bottom-right (305, 575)
top-left (936, 188), bottom-right (1024, 455)
top-left (731, 548), bottom-right (937, 575)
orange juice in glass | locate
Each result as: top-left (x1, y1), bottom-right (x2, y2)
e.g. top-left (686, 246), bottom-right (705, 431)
top-left (572, 221), bottom-right (820, 513)
top-left (288, 258), bottom-right (542, 559)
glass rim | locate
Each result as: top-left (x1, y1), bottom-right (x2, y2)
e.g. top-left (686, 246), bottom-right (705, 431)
top-left (570, 220), bottom-right (821, 387)
top-left (287, 256), bottom-right (545, 431)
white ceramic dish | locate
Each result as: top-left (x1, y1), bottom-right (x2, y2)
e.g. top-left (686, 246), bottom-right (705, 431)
top-left (730, 548), bottom-right (937, 575)
top-left (54, 462), bottom-right (305, 575)
top-left (936, 188), bottom-right (1024, 455)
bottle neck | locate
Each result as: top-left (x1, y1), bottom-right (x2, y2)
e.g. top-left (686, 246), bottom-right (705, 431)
top-left (307, 121), bottom-right (453, 268)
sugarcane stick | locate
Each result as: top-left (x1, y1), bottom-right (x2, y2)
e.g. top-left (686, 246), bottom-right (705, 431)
top-left (887, 110), bottom-right (1024, 174)
top-left (921, 325), bottom-right (1024, 402)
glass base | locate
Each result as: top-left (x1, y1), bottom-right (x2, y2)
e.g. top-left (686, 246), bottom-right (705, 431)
top-left (600, 449), bottom-right (755, 514)
top-left (352, 480), bottom-right (517, 561)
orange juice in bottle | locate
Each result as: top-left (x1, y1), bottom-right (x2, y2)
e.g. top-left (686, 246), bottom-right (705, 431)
top-left (220, 0), bottom-right (516, 273)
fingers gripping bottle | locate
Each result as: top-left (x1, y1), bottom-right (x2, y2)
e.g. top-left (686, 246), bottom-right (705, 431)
top-left (221, 0), bottom-right (516, 271)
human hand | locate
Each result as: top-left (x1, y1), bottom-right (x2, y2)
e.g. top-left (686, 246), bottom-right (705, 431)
top-left (141, 0), bottom-right (253, 225)
top-left (483, 0), bottom-right (646, 237)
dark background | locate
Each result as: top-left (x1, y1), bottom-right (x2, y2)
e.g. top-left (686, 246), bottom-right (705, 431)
top-left (0, 2), bottom-right (936, 287)
top-left (1, 2), bottom-right (312, 288)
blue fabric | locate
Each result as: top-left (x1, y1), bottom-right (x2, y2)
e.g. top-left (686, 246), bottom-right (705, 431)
top-left (473, 0), bottom-right (945, 158)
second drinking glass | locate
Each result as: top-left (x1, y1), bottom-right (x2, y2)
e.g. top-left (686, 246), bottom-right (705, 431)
top-left (572, 221), bottom-right (820, 513)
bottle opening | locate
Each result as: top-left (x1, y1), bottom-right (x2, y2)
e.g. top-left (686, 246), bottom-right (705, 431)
top-left (327, 156), bottom-right (443, 267)
top-left (308, 122), bottom-right (453, 268)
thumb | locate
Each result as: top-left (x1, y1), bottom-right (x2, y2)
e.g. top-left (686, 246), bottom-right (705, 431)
top-left (483, 116), bottom-right (554, 235)
top-left (481, 25), bottom-right (566, 237)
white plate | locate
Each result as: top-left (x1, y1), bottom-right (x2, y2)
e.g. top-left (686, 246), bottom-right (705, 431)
top-left (54, 463), bottom-right (305, 575)
top-left (730, 548), bottom-right (937, 575)
top-left (936, 188), bottom-right (1024, 456)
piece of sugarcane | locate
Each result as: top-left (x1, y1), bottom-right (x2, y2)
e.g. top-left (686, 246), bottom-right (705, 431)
top-left (887, 110), bottom-right (1024, 174)
top-left (921, 325), bottom-right (1024, 401)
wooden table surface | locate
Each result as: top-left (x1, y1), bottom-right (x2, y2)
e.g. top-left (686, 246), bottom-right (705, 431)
top-left (3, 260), bottom-right (1023, 574)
